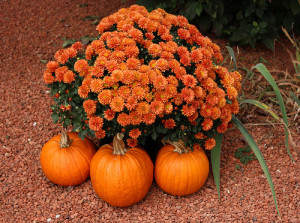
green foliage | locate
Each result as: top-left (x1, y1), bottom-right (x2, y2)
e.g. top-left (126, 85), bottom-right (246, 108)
top-left (234, 144), bottom-right (257, 165)
top-left (136, 0), bottom-right (300, 49)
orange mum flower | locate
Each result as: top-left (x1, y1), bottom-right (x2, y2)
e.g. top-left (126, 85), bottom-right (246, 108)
top-left (230, 100), bottom-right (239, 114)
top-left (127, 138), bottom-right (138, 148)
top-left (164, 118), bottom-right (176, 129)
top-left (90, 79), bottom-right (104, 93)
top-left (180, 55), bottom-right (191, 66)
top-left (98, 89), bottom-right (112, 105)
top-left (43, 72), bottom-right (54, 84)
top-left (217, 122), bottom-right (228, 133)
top-left (111, 70), bottom-right (124, 82)
top-left (182, 75), bottom-right (197, 88)
top-left (155, 58), bottom-right (169, 71)
top-left (202, 118), bottom-right (213, 131)
top-left (182, 104), bottom-right (196, 117)
top-left (83, 100), bottom-right (97, 115)
top-left (195, 65), bottom-right (208, 80)
top-left (91, 66), bottom-right (104, 77)
top-left (191, 49), bottom-right (203, 63)
top-left (168, 59), bottom-right (180, 72)
top-left (129, 128), bottom-right (141, 139)
top-left (63, 70), bottom-right (75, 84)
top-left (117, 113), bottom-right (130, 126)
top-left (105, 60), bottom-right (119, 72)
top-left (206, 94), bottom-right (219, 106)
top-left (181, 87), bottom-right (195, 103)
top-left (195, 132), bottom-right (206, 139)
top-left (110, 50), bottom-right (125, 61)
top-left (74, 59), bottom-right (89, 74)
top-left (106, 36), bottom-right (121, 49)
top-left (200, 103), bottom-right (213, 118)
top-left (124, 45), bottom-right (139, 58)
top-left (110, 96), bottom-right (125, 112)
top-left (95, 129), bottom-right (106, 139)
top-left (153, 75), bottom-right (168, 90)
top-left (128, 28), bottom-right (143, 41)
top-left (174, 66), bottom-right (186, 80)
top-left (55, 66), bottom-right (68, 82)
top-left (205, 138), bottom-right (216, 150)
top-left (145, 32), bottom-right (155, 40)
top-left (131, 86), bottom-right (146, 100)
top-left (148, 43), bottom-right (162, 57)
top-left (89, 116), bottom-right (104, 131)
top-left (71, 42), bottom-right (83, 50)
top-left (176, 46), bottom-right (189, 57)
top-left (136, 101), bottom-right (150, 115)
top-left (164, 102), bottom-right (173, 114)
top-left (46, 61), bottom-right (59, 73)
top-left (126, 58), bottom-right (141, 70)
top-left (129, 111), bottom-right (143, 125)
top-left (143, 112), bottom-right (156, 125)
top-left (211, 107), bottom-right (221, 120)
top-left (104, 109), bottom-right (116, 121)
top-left (126, 96), bottom-right (138, 110)
top-left (150, 100), bottom-right (164, 115)
top-left (78, 85), bottom-right (90, 98)
top-left (226, 86), bottom-right (238, 100)
top-left (177, 28), bottom-right (190, 40)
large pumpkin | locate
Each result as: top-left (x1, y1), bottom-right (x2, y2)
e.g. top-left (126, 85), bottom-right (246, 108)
top-left (154, 140), bottom-right (209, 196)
top-left (90, 133), bottom-right (153, 207)
top-left (40, 132), bottom-right (96, 186)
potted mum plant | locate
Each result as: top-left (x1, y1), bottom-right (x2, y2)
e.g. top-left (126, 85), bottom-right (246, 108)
top-left (43, 5), bottom-right (289, 213)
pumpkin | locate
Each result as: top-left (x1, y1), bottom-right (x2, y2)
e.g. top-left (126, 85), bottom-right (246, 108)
top-left (154, 140), bottom-right (209, 196)
top-left (90, 133), bottom-right (153, 207)
top-left (40, 132), bottom-right (96, 186)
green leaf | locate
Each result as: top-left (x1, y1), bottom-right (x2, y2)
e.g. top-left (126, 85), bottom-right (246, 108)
top-left (211, 133), bottom-right (223, 202)
top-left (51, 113), bottom-right (59, 124)
top-left (239, 99), bottom-right (280, 121)
top-left (290, 0), bottom-right (300, 15)
top-left (62, 39), bottom-right (76, 48)
top-left (226, 46), bottom-right (237, 70)
top-left (195, 3), bottom-right (203, 16)
top-left (40, 59), bottom-right (48, 64)
top-left (261, 38), bottom-right (274, 50)
top-left (80, 35), bottom-right (94, 45)
top-left (253, 63), bottom-right (294, 161)
top-left (81, 16), bottom-right (100, 21)
top-left (290, 91), bottom-right (300, 106)
top-left (231, 116), bottom-right (281, 217)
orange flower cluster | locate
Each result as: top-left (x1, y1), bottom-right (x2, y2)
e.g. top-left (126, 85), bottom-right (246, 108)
top-left (44, 5), bottom-right (242, 150)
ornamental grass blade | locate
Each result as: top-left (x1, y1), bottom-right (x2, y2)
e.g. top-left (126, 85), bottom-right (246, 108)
top-left (210, 133), bottom-right (223, 202)
top-left (231, 115), bottom-right (281, 217)
top-left (239, 99), bottom-right (280, 121)
top-left (226, 46), bottom-right (237, 70)
top-left (252, 63), bottom-right (294, 162)
top-left (290, 91), bottom-right (300, 106)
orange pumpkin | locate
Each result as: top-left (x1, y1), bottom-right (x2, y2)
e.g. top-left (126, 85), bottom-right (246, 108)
top-left (154, 140), bottom-right (209, 196)
top-left (40, 132), bottom-right (96, 186)
top-left (90, 133), bottom-right (153, 207)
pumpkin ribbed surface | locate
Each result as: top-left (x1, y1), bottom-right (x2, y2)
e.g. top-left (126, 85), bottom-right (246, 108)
top-left (154, 144), bottom-right (209, 196)
top-left (40, 132), bottom-right (96, 186)
top-left (90, 144), bottom-right (153, 207)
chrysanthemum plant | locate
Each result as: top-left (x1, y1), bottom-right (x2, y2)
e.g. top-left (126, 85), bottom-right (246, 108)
top-left (43, 5), bottom-right (293, 216)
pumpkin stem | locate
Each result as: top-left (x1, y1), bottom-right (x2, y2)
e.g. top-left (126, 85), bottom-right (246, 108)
top-left (161, 139), bottom-right (189, 154)
top-left (59, 132), bottom-right (73, 148)
top-left (112, 133), bottom-right (128, 155)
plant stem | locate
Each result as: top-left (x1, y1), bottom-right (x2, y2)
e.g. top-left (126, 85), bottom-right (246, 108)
top-left (59, 132), bottom-right (73, 148)
top-left (112, 133), bottom-right (128, 155)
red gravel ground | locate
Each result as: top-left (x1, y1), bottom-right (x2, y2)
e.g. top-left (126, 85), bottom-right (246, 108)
top-left (0, 0), bottom-right (299, 222)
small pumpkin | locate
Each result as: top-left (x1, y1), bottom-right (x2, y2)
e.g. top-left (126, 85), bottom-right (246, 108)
top-left (154, 140), bottom-right (209, 196)
top-left (90, 133), bottom-right (153, 207)
top-left (40, 132), bottom-right (96, 186)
